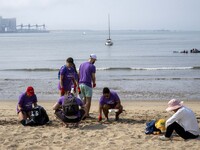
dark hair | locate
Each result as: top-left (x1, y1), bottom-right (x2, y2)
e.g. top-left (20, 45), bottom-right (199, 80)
top-left (66, 57), bottom-right (74, 64)
top-left (66, 57), bottom-right (78, 74)
top-left (72, 63), bottom-right (78, 74)
top-left (103, 87), bottom-right (110, 94)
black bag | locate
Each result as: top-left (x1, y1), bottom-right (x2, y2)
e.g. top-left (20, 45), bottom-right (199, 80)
top-left (62, 95), bottom-right (79, 117)
top-left (30, 105), bottom-right (49, 125)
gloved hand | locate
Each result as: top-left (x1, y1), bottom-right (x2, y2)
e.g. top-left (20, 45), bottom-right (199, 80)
top-left (93, 83), bottom-right (96, 88)
top-left (98, 115), bottom-right (102, 122)
top-left (78, 87), bottom-right (81, 94)
top-left (61, 87), bottom-right (65, 95)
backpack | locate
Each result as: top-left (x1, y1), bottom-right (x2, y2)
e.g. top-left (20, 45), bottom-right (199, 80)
top-left (145, 120), bottom-right (161, 134)
top-left (30, 106), bottom-right (49, 125)
top-left (58, 65), bottom-right (66, 80)
top-left (62, 95), bottom-right (79, 117)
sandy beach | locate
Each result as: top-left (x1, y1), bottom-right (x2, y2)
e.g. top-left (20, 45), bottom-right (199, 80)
top-left (0, 100), bottom-right (200, 150)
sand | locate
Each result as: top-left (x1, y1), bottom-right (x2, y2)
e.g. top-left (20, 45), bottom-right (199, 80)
top-left (0, 100), bottom-right (200, 150)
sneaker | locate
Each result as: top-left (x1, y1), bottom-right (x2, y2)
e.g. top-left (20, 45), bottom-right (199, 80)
top-left (159, 135), bottom-right (170, 141)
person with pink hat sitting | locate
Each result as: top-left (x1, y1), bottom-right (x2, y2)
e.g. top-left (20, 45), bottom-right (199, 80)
top-left (159, 99), bottom-right (200, 141)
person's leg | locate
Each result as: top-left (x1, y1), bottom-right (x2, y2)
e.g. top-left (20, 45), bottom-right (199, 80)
top-left (115, 105), bottom-right (123, 121)
top-left (79, 109), bottom-right (86, 120)
top-left (18, 111), bottom-right (28, 122)
top-left (18, 111), bottom-right (32, 126)
top-left (80, 84), bottom-right (86, 104)
top-left (55, 110), bottom-right (68, 126)
top-left (84, 85), bottom-right (93, 117)
top-left (102, 104), bottom-right (111, 120)
top-left (59, 89), bottom-right (70, 96)
top-left (85, 97), bottom-right (91, 117)
top-left (184, 131), bottom-right (199, 140)
top-left (165, 122), bottom-right (198, 140)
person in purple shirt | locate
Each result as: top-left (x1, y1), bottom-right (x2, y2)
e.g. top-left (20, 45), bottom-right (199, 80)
top-left (17, 86), bottom-right (38, 124)
top-left (79, 54), bottom-right (97, 118)
top-left (98, 87), bottom-right (123, 121)
top-left (53, 93), bottom-right (86, 127)
top-left (58, 57), bottom-right (77, 96)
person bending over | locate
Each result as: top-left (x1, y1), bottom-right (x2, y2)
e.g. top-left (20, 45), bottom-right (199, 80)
top-left (98, 87), bottom-right (123, 121)
top-left (53, 93), bottom-right (86, 127)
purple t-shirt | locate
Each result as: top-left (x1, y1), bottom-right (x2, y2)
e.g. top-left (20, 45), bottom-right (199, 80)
top-left (79, 62), bottom-right (96, 87)
top-left (17, 92), bottom-right (37, 112)
top-left (58, 65), bottom-right (76, 91)
top-left (57, 95), bottom-right (83, 117)
top-left (99, 91), bottom-right (120, 106)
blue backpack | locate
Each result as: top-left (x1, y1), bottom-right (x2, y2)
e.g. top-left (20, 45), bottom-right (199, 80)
top-left (145, 120), bottom-right (158, 134)
top-left (58, 65), bottom-right (66, 80)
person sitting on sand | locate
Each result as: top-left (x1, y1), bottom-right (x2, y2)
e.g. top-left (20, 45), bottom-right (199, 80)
top-left (159, 99), bottom-right (200, 141)
top-left (53, 93), bottom-right (86, 127)
top-left (98, 87), bottom-right (123, 121)
top-left (17, 86), bottom-right (38, 125)
top-left (58, 57), bottom-right (77, 96)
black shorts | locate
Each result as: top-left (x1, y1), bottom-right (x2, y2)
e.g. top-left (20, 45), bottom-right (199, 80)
top-left (55, 109), bottom-right (85, 123)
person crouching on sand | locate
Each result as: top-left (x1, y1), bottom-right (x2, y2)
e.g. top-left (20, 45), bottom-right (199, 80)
top-left (53, 93), bottom-right (86, 127)
top-left (159, 99), bottom-right (200, 141)
top-left (98, 87), bottom-right (123, 122)
top-left (17, 86), bottom-right (38, 125)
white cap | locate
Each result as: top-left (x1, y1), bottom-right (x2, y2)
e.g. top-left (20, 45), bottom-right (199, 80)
top-left (90, 54), bottom-right (97, 60)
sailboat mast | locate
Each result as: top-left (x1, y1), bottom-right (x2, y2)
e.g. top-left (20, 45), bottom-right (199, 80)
top-left (108, 14), bottom-right (111, 39)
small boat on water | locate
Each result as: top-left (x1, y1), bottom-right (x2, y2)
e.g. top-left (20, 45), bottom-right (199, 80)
top-left (105, 14), bottom-right (113, 46)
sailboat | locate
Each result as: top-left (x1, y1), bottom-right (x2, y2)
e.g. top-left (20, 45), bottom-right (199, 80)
top-left (105, 14), bottom-right (113, 46)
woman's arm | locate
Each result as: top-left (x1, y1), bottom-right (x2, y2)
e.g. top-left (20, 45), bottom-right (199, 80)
top-left (18, 104), bottom-right (23, 111)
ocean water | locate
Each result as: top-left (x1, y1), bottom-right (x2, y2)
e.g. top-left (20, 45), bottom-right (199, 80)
top-left (0, 30), bottom-right (200, 100)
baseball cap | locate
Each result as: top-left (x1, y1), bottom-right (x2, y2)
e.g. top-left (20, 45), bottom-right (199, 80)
top-left (90, 54), bottom-right (97, 60)
top-left (26, 86), bottom-right (35, 96)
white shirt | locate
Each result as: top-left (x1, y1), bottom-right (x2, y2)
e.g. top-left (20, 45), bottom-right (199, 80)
top-left (166, 106), bottom-right (200, 136)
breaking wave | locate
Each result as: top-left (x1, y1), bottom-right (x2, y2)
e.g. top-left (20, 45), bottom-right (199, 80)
top-left (1, 66), bottom-right (200, 72)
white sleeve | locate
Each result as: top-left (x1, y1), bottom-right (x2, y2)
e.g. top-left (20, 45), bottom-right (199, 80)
top-left (165, 109), bottom-right (183, 127)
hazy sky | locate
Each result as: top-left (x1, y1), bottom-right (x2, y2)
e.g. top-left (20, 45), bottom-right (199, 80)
top-left (1, 0), bottom-right (200, 30)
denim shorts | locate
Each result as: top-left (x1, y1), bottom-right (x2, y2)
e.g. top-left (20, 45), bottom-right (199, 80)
top-left (79, 84), bottom-right (93, 97)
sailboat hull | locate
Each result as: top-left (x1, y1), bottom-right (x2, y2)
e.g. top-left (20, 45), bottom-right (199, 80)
top-left (105, 42), bottom-right (113, 46)
top-left (105, 14), bottom-right (113, 46)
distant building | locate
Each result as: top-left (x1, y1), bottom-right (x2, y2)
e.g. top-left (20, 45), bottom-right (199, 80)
top-left (0, 16), bottom-right (16, 33)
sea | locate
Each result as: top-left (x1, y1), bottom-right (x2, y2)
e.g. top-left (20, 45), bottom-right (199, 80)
top-left (0, 30), bottom-right (200, 101)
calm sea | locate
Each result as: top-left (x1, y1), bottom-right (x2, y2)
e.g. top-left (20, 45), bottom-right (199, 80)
top-left (0, 30), bottom-right (200, 100)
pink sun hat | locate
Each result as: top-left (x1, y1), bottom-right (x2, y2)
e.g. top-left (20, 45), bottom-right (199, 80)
top-left (166, 99), bottom-right (184, 112)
